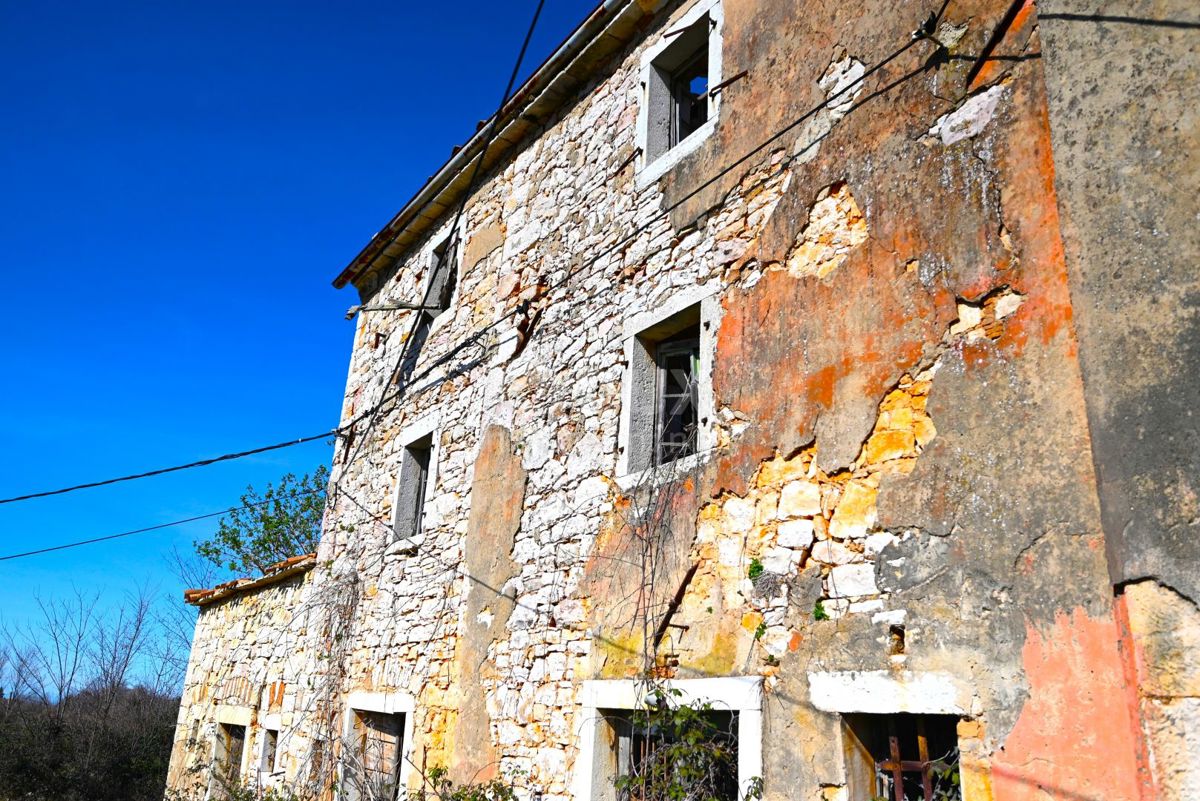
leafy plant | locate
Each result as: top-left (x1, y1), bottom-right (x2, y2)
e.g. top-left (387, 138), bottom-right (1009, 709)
top-left (416, 766), bottom-right (519, 801)
top-left (753, 621), bottom-right (767, 641)
top-left (613, 685), bottom-right (753, 801)
top-left (195, 465), bottom-right (329, 576)
top-left (812, 600), bottom-right (830, 621)
top-left (746, 559), bottom-right (764, 580)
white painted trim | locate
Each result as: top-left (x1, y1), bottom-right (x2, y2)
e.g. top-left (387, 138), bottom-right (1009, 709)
top-left (574, 677), bottom-right (763, 801)
top-left (340, 691), bottom-right (418, 798)
top-left (635, 0), bottom-right (724, 188)
top-left (807, 670), bottom-right (967, 715)
top-left (397, 412), bottom-right (440, 446)
top-left (257, 719), bottom-right (283, 777)
top-left (216, 704), bottom-right (253, 727)
top-left (616, 282), bottom-right (721, 480)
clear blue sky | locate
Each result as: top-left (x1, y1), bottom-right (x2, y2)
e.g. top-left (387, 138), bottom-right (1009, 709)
top-left (0, 0), bottom-right (594, 645)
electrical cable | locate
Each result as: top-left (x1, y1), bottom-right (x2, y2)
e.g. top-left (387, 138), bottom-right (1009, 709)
top-left (0, 488), bottom-right (325, 562)
top-left (0, 7), bottom-right (944, 543)
top-left (338, 21), bottom-right (937, 437)
top-left (0, 431), bottom-right (339, 506)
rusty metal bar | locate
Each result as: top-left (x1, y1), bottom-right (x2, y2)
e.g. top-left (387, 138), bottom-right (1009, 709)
top-left (918, 717), bottom-right (934, 801)
top-left (708, 69), bottom-right (748, 97)
top-left (889, 718), bottom-right (905, 801)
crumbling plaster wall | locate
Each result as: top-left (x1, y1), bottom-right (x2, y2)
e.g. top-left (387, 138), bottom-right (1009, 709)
top-left (170, 0), bottom-right (1162, 799)
top-left (1037, 3), bottom-right (1199, 796)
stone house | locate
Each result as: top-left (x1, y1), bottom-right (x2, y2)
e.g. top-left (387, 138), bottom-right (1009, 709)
top-left (164, 0), bottom-right (1198, 800)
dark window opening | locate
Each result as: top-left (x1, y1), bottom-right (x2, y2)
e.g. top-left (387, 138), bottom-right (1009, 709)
top-left (218, 723), bottom-right (246, 784)
top-left (602, 708), bottom-right (739, 801)
top-left (670, 49), bottom-right (709, 146)
top-left (261, 728), bottom-right (279, 773)
top-left (842, 714), bottom-right (961, 801)
top-left (646, 14), bottom-right (712, 161)
top-left (654, 326), bottom-right (700, 466)
top-left (394, 434), bottom-right (433, 542)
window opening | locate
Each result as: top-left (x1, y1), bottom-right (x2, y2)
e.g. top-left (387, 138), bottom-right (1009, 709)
top-left (646, 13), bottom-right (713, 162)
top-left (670, 49), bottom-right (709, 146)
top-left (602, 708), bottom-right (739, 801)
top-left (218, 723), bottom-right (246, 784)
top-left (399, 235), bottom-right (457, 385)
top-left (842, 714), bottom-right (961, 801)
top-left (424, 236), bottom-right (457, 319)
top-left (261, 728), bottom-right (279, 773)
top-left (351, 711), bottom-right (404, 801)
top-left (654, 328), bottom-right (701, 466)
top-left (394, 434), bottom-right (433, 542)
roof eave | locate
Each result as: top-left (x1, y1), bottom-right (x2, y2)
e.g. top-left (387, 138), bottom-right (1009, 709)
top-left (332, 0), bottom-right (659, 293)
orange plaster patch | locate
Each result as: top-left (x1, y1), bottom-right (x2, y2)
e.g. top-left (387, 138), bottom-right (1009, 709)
top-left (991, 607), bottom-right (1146, 801)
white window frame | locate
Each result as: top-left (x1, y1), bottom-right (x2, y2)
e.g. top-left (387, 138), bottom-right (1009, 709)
top-left (208, 705), bottom-right (253, 798)
top-left (573, 677), bottom-right (763, 801)
top-left (616, 283), bottom-right (721, 489)
top-left (807, 670), bottom-right (967, 715)
top-left (635, 0), bottom-right (724, 188)
top-left (390, 413), bottom-right (440, 551)
top-left (258, 713), bottom-right (283, 778)
top-left (340, 691), bottom-right (417, 798)
top-left (808, 671), bottom-right (970, 801)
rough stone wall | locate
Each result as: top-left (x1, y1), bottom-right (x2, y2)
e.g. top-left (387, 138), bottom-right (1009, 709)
top-left (166, 570), bottom-right (316, 798)
top-left (167, 0), bottom-right (1184, 799)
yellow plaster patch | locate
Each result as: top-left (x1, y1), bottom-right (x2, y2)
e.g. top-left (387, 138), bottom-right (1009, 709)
top-left (783, 183), bottom-right (868, 279)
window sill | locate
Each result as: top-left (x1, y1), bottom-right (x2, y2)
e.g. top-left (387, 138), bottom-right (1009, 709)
top-left (636, 115), bottom-right (719, 189)
top-left (384, 537), bottom-right (421, 558)
top-left (614, 449), bottom-right (709, 493)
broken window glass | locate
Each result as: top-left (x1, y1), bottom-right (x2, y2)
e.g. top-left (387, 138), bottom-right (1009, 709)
top-left (655, 329), bottom-right (701, 466)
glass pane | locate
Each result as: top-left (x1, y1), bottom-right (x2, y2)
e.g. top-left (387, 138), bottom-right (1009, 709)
top-left (672, 50), bottom-right (709, 144)
top-left (656, 335), bottom-right (700, 465)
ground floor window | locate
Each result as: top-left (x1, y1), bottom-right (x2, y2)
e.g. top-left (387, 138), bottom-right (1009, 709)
top-left (576, 678), bottom-right (762, 801)
top-left (603, 705), bottom-right (739, 801)
top-left (340, 692), bottom-right (415, 801)
top-left (841, 714), bottom-right (960, 801)
top-left (217, 722), bottom-right (246, 785)
top-left (345, 711), bottom-right (404, 800)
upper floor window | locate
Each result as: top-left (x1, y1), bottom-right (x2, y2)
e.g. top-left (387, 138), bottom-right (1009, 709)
top-left (653, 326), bottom-right (701, 466)
top-left (637, 0), bottom-right (723, 185)
top-left (391, 415), bottom-right (438, 551)
top-left (423, 235), bottom-right (457, 319)
top-left (400, 233), bottom-right (459, 385)
top-left (393, 434), bottom-right (432, 543)
top-left (618, 289), bottom-right (717, 483)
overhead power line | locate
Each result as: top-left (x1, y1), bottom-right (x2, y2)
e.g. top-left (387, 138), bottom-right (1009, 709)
top-left (0, 5), bottom-right (944, 524)
top-left (0, 0), bottom-right (551, 512)
top-left (0, 430), bottom-right (339, 506)
top-left (337, 0), bottom-right (548, 475)
top-left (0, 488), bottom-right (325, 562)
